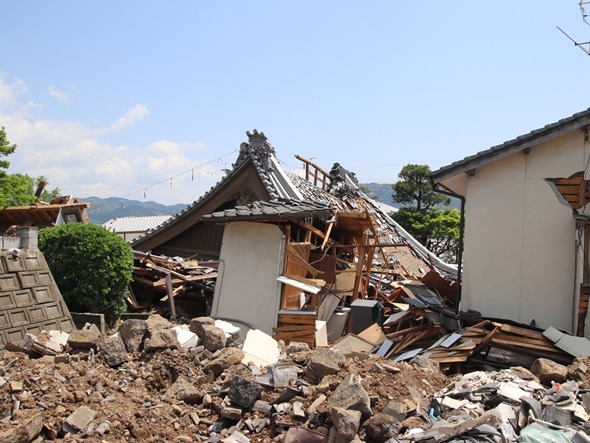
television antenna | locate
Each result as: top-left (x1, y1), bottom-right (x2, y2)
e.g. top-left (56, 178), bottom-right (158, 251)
top-left (557, 1), bottom-right (590, 56)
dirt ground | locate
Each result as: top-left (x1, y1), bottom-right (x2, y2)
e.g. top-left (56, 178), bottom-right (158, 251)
top-left (0, 346), bottom-right (450, 443)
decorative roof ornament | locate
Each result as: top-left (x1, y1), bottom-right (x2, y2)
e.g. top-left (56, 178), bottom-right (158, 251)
top-left (239, 129), bottom-right (276, 158)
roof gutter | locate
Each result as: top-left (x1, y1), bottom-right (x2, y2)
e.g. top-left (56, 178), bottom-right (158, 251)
top-left (430, 179), bottom-right (465, 316)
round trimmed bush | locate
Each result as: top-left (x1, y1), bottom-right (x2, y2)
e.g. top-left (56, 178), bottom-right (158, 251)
top-left (39, 223), bottom-right (133, 324)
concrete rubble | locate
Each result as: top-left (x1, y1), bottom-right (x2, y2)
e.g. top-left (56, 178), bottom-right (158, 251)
top-left (2, 315), bottom-right (590, 442)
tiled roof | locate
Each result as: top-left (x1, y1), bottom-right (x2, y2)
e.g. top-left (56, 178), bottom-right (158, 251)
top-left (103, 215), bottom-right (173, 233)
top-left (431, 107), bottom-right (590, 183)
top-left (202, 199), bottom-right (335, 221)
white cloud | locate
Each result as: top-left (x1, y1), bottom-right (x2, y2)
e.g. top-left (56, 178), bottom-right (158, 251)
top-left (48, 86), bottom-right (70, 104)
top-left (1, 77), bottom-right (218, 206)
top-left (0, 76), bottom-right (27, 109)
top-left (109, 104), bottom-right (150, 131)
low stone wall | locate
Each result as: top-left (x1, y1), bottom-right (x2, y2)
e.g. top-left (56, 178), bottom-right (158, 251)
top-left (0, 227), bottom-right (75, 350)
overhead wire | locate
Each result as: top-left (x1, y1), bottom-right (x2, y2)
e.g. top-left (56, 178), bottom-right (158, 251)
top-left (86, 149), bottom-right (237, 213)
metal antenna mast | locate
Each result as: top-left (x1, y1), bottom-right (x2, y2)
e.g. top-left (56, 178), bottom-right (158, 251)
top-left (557, 1), bottom-right (590, 55)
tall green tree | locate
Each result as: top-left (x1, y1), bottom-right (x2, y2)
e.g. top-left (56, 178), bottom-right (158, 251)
top-left (391, 164), bottom-right (450, 210)
top-left (390, 164), bottom-right (460, 262)
top-left (0, 126), bottom-right (17, 176)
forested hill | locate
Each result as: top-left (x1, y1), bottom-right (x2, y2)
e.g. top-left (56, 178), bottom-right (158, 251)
top-left (359, 183), bottom-right (397, 206)
top-left (359, 183), bottom-right (461, 210)
top-left (81, 197), bottom-right (187, 225)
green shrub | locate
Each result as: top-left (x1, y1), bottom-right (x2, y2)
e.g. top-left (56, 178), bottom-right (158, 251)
top-left (39, 223), bottom-right (133, 325)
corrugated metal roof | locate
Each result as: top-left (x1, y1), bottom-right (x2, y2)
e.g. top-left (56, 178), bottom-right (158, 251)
top-left (103, 215), bottom-right (173, 233)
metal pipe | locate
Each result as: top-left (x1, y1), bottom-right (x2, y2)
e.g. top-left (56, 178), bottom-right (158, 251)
top-left (429, 181), bottom-right (465, 315)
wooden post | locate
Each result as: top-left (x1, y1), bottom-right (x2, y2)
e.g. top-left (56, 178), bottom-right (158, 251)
top-left (165, 274), bottom-right (176, 320)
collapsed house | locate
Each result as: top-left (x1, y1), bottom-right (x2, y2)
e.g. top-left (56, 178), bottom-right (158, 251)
top-left (0, 195), bottom-right (90, 233)
top-left (130, 130), bottom-right (457, 346)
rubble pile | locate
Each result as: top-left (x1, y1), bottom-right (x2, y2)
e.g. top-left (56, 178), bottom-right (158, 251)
top-left (3, 315), bottom-right (590, 443)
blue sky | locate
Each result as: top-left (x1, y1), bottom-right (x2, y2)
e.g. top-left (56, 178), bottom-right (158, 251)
top-left (2, 2), bottom-right (590, 205)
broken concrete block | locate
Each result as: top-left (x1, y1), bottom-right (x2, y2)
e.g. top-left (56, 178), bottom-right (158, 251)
top-left (228, 376), bottom-right (263, 409)
top-left (292, 400), bottom-right (305, 419)
top-left (0, 412), bottom-right (44, 443)
top-left (9, 380), bottom-right (23, 393)
top-left (204, 347), bottom-right (245, 377)
top-left (286, 341), bottom-right (311, 354)
top-left (221, 399), bottom-right (243, 420)
top-left (272, 364), bottom-right (299, 388)
top-left (530, 358), bottom-right (568, 386)
top-left (409, 355), bottom-right (440, 373)
top-left (307, 348), bottom-right (346, 380)
top-left (223, 363), bottom-right (254, 388)
top-left (172, 325), bottom-right (200, 349)
top-left (144, 329), bottom-right (181, 351)
top-left (251, 400), bottom-right (272, 414)
top-left (67, 328), bottom-right (101, 350)
top-left (100, 333), bottom-right (128, 367)
top-left (215, 319), bottom-right (241, 343)
top-left (66, 406), bottom-right (97, 431)
top-left (326, 374), bottom-right (372, 418)
top-left (331, 407), bottom-right (361, 440)
top-left (54, 354), bottom-right (69, 364)
top-left (165, 376), bottom-right (202, 404)
top-left (241, 329), bottom-right (280, 367)
top-left (34, 330), bottom-right (70, 355)
top-left (201, 325), bottom-right (227, 351)
top-left (221, 430), bottom-right (250, 443)
top-left (118, 319), bottom-right (149, 352)
top-left (383, 401), bottom-right (407, 422)
top-left (364, 413), bottom-right (401, 443)
top-left (189, 316), bottom-right (215, 337)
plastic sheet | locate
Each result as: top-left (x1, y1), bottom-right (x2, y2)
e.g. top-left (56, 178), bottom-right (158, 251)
top-left (519, 423), bottom-right (574, 443)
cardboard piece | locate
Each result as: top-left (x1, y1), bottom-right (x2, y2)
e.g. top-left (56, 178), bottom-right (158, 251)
top-left (357, 323), bottom-right (387, 345)
top-left (330, 333), bottom-right (378, 356)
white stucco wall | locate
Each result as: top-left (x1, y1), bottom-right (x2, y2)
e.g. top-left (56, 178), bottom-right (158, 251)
top-left (452, 130), bottom-right (589, 333)
top-left (211, 222), bottom-right (285, 335)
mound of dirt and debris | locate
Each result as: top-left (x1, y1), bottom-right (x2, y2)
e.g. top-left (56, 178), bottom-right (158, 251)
top-left (2, 314), bottom-right (590, 443)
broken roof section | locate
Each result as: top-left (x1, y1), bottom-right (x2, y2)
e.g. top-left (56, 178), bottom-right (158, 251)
top-left (0, 196), bottom-right (90, 234)
top-left (131, 130), bottom-right (456, 278)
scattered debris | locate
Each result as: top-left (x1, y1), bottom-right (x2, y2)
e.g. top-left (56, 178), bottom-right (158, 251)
top-left (2, 313), bottom-right (590, 442)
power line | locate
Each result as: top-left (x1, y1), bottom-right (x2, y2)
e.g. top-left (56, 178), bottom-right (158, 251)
top-left (87, 149), bottom-right (237, 213)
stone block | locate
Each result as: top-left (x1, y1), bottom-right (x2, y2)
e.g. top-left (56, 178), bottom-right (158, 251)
top-left (228, 376), bottom-right (263, 409)
top-left (119, 319), bottom-right (149, 352)
top-left (100, 333), bottom-right (128, 367)
top-left (66, 406), bottom-right (97, 431)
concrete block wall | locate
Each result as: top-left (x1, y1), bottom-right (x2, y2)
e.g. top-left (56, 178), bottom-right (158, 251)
top-left (0, 229), bottom-right (75, 350)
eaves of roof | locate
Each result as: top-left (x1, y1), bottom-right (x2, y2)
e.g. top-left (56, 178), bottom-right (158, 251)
top-left (430, 108), bottom-right (590, 184)
top-left (200, 199), bottom-right (335, 222)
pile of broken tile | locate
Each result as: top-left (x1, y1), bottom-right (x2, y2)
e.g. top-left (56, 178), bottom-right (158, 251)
top-left (2, 314), bottom-right (590, 443)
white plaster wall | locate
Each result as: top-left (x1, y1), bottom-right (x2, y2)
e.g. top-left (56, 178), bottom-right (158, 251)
top-left (459, 130), bottom-right (586, 332)
top-left (211, 222), bottom-right (285, 335)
